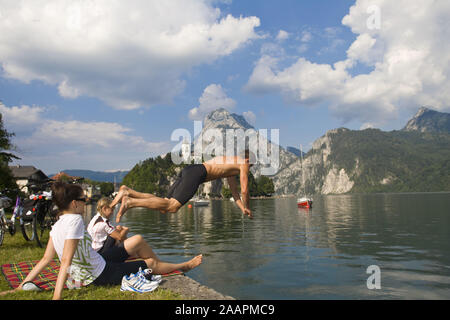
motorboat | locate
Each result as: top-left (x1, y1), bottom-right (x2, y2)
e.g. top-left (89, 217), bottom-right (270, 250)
top-left (297, 196), bottom-right (313, 209)
top-left (192, 197), bottom-right (209, 207)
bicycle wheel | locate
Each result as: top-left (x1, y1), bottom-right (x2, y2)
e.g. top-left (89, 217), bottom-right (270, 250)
top-left (34, 218), bottom-right (47, 248)
top-left (34, 204), bottom-right (53, 248)
top-left (0, 220), bottom-right (5, 246)
top-left (33, 220), bottom-right (42, 247)
top-left (21, 217), bottom-right (36, 241)
top-left (8, 221), bottom-right (16, 236)
top-left (21, 198), bottom-right (37, 242)
top-left (34, 217), bottom-right (55, 248)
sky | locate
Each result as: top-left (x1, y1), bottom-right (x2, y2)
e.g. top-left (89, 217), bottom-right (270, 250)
top-left (1, 0), bottom-right (449, 175)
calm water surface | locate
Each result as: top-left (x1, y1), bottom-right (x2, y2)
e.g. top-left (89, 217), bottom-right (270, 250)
top-left (85, 193), bottom-right (450, 299)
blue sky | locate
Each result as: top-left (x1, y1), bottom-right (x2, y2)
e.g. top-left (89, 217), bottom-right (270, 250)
top-left (1, 0), bottom-right (449, 174)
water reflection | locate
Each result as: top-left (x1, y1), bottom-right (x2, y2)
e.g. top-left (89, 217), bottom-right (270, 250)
top-left (84, 193), bottom-right (450, 299)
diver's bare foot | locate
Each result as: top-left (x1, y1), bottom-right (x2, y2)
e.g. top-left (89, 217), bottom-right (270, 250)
top-left (116, 196), bottom-right (129, 223)
top-left (180, 254), bottom-right (203, 272)
top-left (111, 186), bottom-right (129, 208)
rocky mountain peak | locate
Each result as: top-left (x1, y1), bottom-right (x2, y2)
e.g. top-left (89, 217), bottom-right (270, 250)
top-left (195, 108), bottom-right (298, 177)
top-left (403, 106), bottom-right (450, 133)
top-left (203, 108), bottom-right (254, 131)
top-left (416, 106), bottom-right (431, 117)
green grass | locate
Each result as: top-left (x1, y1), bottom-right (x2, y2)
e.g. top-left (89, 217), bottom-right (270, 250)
top-left (0, 220), bottom-right (185, 300)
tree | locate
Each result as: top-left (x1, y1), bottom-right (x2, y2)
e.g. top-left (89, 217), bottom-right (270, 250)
top-left (221, 186), bottom-right (232, 199)
top-left (0, 113), bottom-right (20, 191)
top-left (99, 182), bottom-right (114, 196)
top-left (257, 176), bottom-right (275, 196)
top-left (248, 172), bottom-right (259, 197)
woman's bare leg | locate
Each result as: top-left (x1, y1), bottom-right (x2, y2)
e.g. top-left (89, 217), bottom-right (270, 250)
top-left (144, 255), bottom-right (203, 274)
top-left (124, 235), bottom-right (156, 259)
top-left (124, 235), bottom-right (203, 274)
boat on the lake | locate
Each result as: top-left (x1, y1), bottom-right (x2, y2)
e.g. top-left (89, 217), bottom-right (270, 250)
top-left (297, 196), bottom-right (313, 209)
top-left (193, 197), bottom-right (210, 206)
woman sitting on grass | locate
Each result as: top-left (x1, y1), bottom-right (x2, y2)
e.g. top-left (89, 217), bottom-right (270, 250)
top-left (10, 182), bottom-right (202, 300)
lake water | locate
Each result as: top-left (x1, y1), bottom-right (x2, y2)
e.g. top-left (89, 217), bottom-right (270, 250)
top-left (85, 193), bottom-right (450, 300)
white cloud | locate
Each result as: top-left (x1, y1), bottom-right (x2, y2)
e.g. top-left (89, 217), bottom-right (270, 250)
top-left (245, 0), bottom-right (450, 126)
top-left (360, 122), bottom-right (375, 130)
top-left (260, 42), bottom-right (286, 58)
top-left (301, 31), bottom-right (312, 42)
top-left (1, 102), bottom-right (169, 172)
top-left (297, 44), bottom-right (309, 54)
top-left (276, 30), bottom-right (290, 42)
top-left (0, 102), bottom-right (45, 126)
top-left (324, 27), bottom-right (342, 38)
top-left (31, 120), bottom-right (165, 151)
top-left (189, 84), bottom-right (236, 120)
top-left (346, 33), bottom-right (378, 65)
top-left (0, 0), bottom-right (260, 110)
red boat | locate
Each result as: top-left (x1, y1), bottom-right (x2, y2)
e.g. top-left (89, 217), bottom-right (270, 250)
top-left (297, 197), bottom-right (313, 209)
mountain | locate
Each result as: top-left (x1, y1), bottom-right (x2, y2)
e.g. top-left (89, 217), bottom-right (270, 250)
top-left (202, 108), bottom-right (254, 131)
top-left (403, 107), bottom-right (450, 133)
top-left (51, 169), bottom-right (129, 183)
top-left (276, 127), bottom-right (450, 194)
top-left (275, 107), bottom-right (450, 195)
top-left (286, 146), bottom-right (306, 157)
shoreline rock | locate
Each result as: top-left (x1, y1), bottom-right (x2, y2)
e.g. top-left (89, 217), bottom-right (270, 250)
top-left (159, 275), bottom-right (235, 300)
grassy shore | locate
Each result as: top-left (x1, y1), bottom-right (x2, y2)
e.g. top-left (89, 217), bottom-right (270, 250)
top-left (0, 222), bottom-right (184, 300)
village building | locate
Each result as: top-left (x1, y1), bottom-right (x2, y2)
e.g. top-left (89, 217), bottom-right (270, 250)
top-left (8, 165), bottom-right (49, 194)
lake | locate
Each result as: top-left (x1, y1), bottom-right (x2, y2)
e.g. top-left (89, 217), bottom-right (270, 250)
top-left (85, 193), bottom-right (450, 300)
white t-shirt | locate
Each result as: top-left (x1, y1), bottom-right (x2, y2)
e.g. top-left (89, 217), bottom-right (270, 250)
top-left (87, 212), bottom-right (115, 251)
top-left (50, 213), bottom-right (106, 288)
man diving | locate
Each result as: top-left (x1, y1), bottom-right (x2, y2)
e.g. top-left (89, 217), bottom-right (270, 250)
top-left (111, 150), bottom-right (254, 222)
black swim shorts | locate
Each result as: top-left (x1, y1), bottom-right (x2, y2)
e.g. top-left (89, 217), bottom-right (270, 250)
top-left (167, 164), bottom-right (207, 206)
top-left (98, 238), bottom-right (129, 263)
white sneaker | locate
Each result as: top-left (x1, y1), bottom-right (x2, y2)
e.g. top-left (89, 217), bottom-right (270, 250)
top-left (139, 268), bottom-right (163, 284)
top-left (22, 281), bottom-right (42, 291)
top-left (120, 268), bottom-right (160, 293)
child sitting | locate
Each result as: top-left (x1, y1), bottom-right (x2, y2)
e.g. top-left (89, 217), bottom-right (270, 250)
top-left (87, 197), bottom-right (131, 262)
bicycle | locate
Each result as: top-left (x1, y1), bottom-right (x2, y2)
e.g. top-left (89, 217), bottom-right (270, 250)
top-left (2, 184), bottom-right (42, 244)
top-left (4, 184), bottom-right (34, 240)
top-left (0, 191), bottom-right (13, 246)
top-left (16, 187), bottom-right (40, 243)
top-left (1, 181), bottom-right (58, 247)
top-left (0, 187), bottom-right (37, 246)
top-left (25, 180), bottom-right (58, 247)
